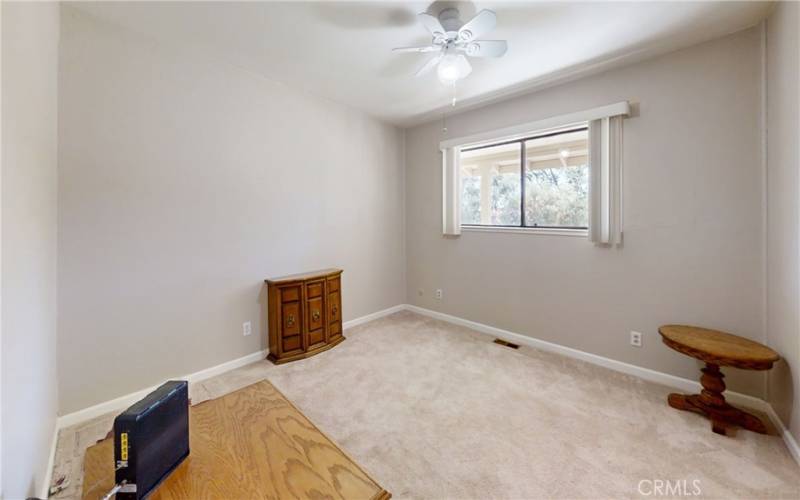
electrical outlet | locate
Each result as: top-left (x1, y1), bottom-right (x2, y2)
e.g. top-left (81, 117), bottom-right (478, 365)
top-left (630, 331), bottom-right (642, 347)
top-left (435, 289), bottom-right (443, 300)
top-left (243, 321), bottom-right (252, 336)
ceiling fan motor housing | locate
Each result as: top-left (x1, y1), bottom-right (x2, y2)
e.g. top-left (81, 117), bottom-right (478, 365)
top-left (438, 8), bottom-right (463, 37)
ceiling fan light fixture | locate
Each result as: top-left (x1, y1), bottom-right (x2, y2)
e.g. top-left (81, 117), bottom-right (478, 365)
top-left (437, 53), bottom-right (470, 85)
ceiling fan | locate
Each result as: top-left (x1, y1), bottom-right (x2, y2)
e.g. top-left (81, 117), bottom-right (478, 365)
top-left (392, 8), bottom-right (508, 85)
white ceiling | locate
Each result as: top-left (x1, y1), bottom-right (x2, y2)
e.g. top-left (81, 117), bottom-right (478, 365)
top-left (72, 1), bottom-right (772, 127)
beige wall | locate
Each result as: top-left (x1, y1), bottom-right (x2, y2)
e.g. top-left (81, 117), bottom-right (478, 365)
top-left (1, 2), bottom-right (60, 498)
top-left (766, 1), bottom-right (800, 439)
top-left (405, 28), bottom-right (766, 397)
top-left (57, 8), bottom-right (405, 414)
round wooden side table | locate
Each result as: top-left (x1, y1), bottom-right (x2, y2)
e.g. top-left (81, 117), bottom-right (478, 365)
top-left (659, 325), bottom-right (780, 436)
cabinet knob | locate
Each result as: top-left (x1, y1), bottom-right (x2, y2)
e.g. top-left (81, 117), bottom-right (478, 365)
top-left (312, 310), bottom-right (320, 322)
top-left (332, 305), bottom-right (338, 315)
top-left (287, 314), bottom-right (295, 327)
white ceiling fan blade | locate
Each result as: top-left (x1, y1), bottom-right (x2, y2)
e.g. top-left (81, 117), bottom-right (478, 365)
top-left (392, 45), bottom-right (440, 53)
top-left (415, 52), bottom-right (444, 77)
top-left (463, 40), bottom-right (508, 58)
top-left (418, 12), bottom-right (446, 38)
top-left (457, 9), bottom-right (496, 42)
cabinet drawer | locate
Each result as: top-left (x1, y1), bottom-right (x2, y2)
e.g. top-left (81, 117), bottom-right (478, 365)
top-left (280, 286), bottom-right (301, 303)
top-left (327, 277), bottom-right (340, 292)
top-left (328, 291), bottom-right (341, 323)
top-left (308, 328), bottom-right (325, 347)
top-left (282, 335), bottom-right (302, 353)
top-left (307, 297), bottom-right (324, 331)
top-left (282, 302), bottom-right (301, 336)
top-left (306, 281), bottom-right (323, 299)
top-left (329, 321), bottom-right (341, 336)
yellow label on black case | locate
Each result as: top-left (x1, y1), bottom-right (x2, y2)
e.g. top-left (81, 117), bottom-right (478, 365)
top-left (121, 432), bottom-right (129, 460)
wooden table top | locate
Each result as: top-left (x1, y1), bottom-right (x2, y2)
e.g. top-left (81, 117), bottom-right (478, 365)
top-left (659, 325), bottom-right (780, 370)
top-left (82, 380), bottom-right (390, 500)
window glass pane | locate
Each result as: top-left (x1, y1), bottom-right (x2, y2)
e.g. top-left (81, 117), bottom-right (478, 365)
top-left (460, 143), bottom-right (521, 226)
top-left (524, 129), bottom-right (589, 228)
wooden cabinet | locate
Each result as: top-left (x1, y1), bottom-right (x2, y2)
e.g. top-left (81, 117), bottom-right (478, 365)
top-left (265, 269), bottom-right (344, 364)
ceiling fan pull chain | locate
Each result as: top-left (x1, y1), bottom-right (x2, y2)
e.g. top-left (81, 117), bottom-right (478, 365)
top-left (441, 82), bottom-right (458, 133)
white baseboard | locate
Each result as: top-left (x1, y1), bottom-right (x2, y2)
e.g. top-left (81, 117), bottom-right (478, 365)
top-left (404, 305), bottom-right (755, 406)
top-left (57, 349), bottom-right (267, 429)
top-left (56, 304), bottom-right (405, 430)
top-left (41, 422), bottom-right (59, 498)
top-left (343, 304), bottom-right (406, 329)
top-left (185, 349), bottom-right (268, 386)
top-left (404, 304), bottom-right (799, 467)
top-left (765, 403), bottom-right (800, 465)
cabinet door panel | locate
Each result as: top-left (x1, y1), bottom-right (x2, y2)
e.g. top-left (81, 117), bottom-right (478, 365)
top-left (306, 281), bottom-right (323, 298)
top-left (307, 297), bottom-right (324, 331)
top-left (308, 328), bottom-right (325, 347)
top-left (282, 302), bottom-right (301, 336)
top-left (280, 286), bottom-right (301, 302)
top-left (328, 291), bottom-right (341, 323)
top-left (329, 323), bottom-right (342, 343)
top-left (282, 335), bottom-right (302, 353)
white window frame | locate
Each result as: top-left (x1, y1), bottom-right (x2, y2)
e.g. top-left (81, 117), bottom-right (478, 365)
top-left (458, 125), bottom-right (590, 234)
top-left (441, 101), bottom-right (629, 245)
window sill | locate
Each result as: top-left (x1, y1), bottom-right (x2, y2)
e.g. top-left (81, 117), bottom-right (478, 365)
top-left (460, 226), bottom-right (588, 237)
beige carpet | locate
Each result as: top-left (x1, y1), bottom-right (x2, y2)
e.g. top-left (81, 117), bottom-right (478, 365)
top-left (53, 311), bottom-right (799, 499)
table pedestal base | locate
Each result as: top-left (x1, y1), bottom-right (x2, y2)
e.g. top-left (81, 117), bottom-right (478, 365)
top-left (668, 363), bottom-right (767, 435)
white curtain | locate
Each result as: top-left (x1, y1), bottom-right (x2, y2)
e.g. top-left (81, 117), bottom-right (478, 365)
top-left (588, 116), bottom-right (623, 246)
top-left (442, 147), bottom-right (461, 236)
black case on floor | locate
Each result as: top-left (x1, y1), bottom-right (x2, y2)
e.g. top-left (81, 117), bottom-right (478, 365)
top-left (113, 380), bottom-right (190, 499)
